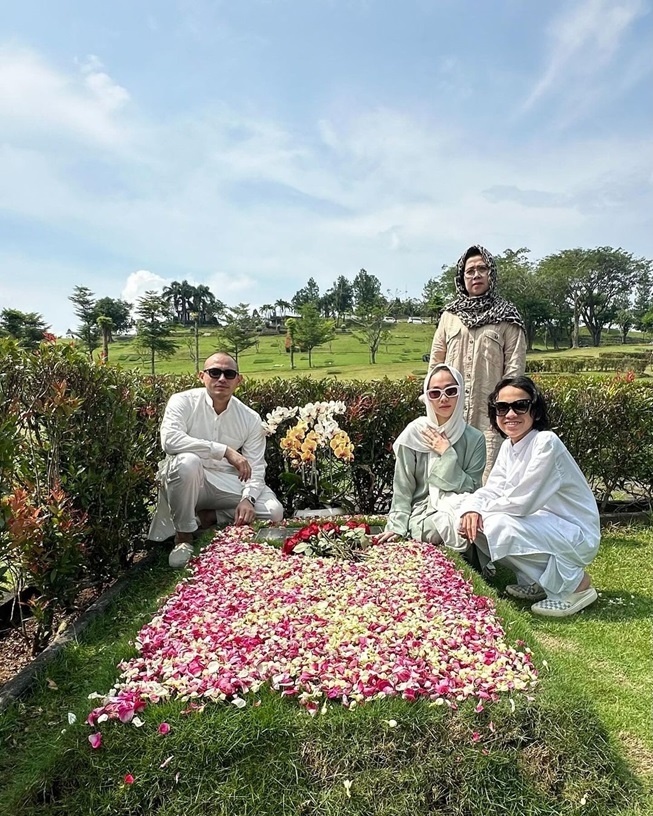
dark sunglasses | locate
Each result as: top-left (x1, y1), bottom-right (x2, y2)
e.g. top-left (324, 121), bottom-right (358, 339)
top-left (426, 385), bottom-right (460, 400)
top-left (493, 398), bottom-right (532, 416)
top-left (203, 367), bottom-right (239, 380)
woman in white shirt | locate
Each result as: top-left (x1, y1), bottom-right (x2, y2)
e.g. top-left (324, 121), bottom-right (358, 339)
top-left (458, 376), bottom-right (600, 617)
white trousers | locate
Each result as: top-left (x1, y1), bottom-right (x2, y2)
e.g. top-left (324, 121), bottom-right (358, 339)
top-left (475, 530), bottom-right (584, 600)
top-left (149, 452), bottom-right (283, 540)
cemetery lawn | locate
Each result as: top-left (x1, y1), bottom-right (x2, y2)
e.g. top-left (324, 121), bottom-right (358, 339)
top-left (0, 524), bottom-right (650, 815)
top-left (104, 324), bottom-right (653, 380)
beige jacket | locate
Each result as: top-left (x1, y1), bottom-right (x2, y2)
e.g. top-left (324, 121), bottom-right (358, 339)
top-left (430, 312), bottom-right (526, 480)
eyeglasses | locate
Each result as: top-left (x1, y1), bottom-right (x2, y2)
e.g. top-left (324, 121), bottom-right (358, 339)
top-left (426, 385), bottom-right (460, 400)
top-left (463, 264), bottom-right (489, 278)
top-left (203, 367), bottom-right (239, 380)
top-left (493, 399), bottom-right (532, 416)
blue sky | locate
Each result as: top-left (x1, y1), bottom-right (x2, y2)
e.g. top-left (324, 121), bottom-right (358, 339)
top-left (1, 0), bottom-right (651, 333)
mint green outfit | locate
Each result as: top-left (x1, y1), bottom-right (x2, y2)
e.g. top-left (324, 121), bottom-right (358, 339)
top-left (385, 425), bottom-right (486, 549)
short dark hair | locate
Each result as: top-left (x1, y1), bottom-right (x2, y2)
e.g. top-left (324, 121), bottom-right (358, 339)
top-left (487, 376), bottom-right (549, 437)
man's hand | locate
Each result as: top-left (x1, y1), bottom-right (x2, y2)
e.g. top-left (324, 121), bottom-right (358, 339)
top-left (234, 498), bottom-right (256, 526)
top-left (224, 447), bottom-right (252, 481)
top-left (458, 512), bottom-right (483, 542)
top-left (420, 427), bottom-right (451, 455)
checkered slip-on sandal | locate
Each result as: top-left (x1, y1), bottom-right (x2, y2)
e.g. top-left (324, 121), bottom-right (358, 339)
top-left (531, 587), bottom-right (598, 618)
top-left (505, 582), bottom-right (546, 601)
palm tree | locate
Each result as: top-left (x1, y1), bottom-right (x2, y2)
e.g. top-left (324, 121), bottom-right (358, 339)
top-left (96, 315), bottom-right (114, 362)
top-left (275, 299), bottom-right (291, 318)
top-left (162, 281), bottom-right (184, 323)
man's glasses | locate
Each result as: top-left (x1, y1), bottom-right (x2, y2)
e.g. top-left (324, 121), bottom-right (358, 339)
top-left (463, 264), bottom-right (489, 278)
top-left (203, 367), bottom-right (239, 380)
top-left (493, 399), bottom-right (532, 416)
top-left (426, 385), bottom-right (460, 400)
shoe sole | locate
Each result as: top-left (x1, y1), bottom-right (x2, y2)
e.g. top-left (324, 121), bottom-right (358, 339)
top-left (531, 588), bottom-right (598, 617)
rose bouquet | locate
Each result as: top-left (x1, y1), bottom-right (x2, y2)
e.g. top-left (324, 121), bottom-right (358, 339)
top-left (263, 401), bottom-right (355, 511)
top-left (282, 520), bottom-right (372, 561)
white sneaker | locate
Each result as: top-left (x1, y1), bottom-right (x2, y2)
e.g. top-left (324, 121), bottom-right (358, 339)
top-left (506, 582), bottom-right (546, 601)
top-left (168, 542), bottom-right (194, 568)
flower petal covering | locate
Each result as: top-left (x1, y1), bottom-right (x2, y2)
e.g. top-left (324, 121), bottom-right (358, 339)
top-left (88, 525), bottom-right (537, 726)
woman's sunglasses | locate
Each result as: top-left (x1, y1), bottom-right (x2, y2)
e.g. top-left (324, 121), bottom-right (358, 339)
top-left (203, 367), bottom-right (239, 380)
top-left (493, 398), bottom-right (533, 416)
top-left (426, 385), bottom-right (460, 400)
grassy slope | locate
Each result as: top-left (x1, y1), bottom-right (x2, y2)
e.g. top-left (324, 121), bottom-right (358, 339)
top-left (104, 324), bottom-right (653, 381)
top-left (0, 527), bottom-right (650, 815)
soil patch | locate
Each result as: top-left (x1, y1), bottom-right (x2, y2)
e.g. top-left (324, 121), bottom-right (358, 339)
top-left (0, 585), bottom-right (104, 685)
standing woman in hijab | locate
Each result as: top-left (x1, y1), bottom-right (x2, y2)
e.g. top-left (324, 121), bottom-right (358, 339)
top-left (377, 364), bottom-right (486, 561)
top-left (430, 244), bottom-right (526, 482)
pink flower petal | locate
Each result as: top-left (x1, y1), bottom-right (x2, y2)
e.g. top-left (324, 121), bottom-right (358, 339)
top-left (88, 732), bottom-right (102, 749)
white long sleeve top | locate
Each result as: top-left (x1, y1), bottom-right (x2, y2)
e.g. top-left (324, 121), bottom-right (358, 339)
top-left (158, 388), bottom-right (268, 499)
top-left (459, 429), bottom-right (600, 561)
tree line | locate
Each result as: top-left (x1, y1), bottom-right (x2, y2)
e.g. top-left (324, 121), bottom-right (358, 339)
top-left (1, 245), bottom-right (651, 370)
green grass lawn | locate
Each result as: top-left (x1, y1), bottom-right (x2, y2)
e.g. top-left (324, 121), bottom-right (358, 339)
top-left (103, 324), bottom-right (653, 381)
top-left (0, 524), bottom-right (650, 815)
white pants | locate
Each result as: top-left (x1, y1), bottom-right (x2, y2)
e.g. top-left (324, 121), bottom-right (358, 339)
top-left (474, 531), bottom-right (584, 601)
top-left (148, 452), bottom-right (283, 540)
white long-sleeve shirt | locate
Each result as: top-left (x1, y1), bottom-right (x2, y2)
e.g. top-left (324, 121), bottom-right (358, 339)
top-left (158, 388), bottom-right (268, 499)
top-left (459, 429), bottom-right (600, 563)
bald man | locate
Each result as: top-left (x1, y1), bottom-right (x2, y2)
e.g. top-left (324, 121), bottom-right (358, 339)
top-left (148, 351), bottom-right (283, 567)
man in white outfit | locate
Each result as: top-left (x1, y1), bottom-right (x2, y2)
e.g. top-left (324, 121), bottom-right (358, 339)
top-left (148, 351), bottom-right (284, 567)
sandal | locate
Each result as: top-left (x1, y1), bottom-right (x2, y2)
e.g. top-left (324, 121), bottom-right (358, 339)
top-left (505, 582), bottom-right (546, 601)
top-left (531, 588), bottom-right (598, 618)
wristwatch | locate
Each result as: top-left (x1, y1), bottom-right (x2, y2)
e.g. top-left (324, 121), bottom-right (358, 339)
top-left (244, 496), bottom-right (256, 507)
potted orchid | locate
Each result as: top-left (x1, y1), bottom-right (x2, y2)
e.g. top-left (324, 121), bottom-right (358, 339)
top-left (262, 401), bottom-right (355, 513)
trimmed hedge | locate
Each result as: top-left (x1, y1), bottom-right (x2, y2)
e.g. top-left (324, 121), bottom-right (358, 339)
top-left (1, 342), bottom-right (652, 650)
top-left (526, 352), bottom-right (652, 375)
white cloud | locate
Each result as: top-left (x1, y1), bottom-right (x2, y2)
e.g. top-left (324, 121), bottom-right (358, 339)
top-left (522, 0), bottom-right (648, 116)
top-left (121, 270), bottom-right (169, 304)
top-left (0, 44), bottom-right (131, 147)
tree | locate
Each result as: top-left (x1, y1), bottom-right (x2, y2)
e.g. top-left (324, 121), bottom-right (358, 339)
top-left (291, 278), bottom-right (320, 312)
top-left (577, 248), bottom-right (645, 346)
top-left (293, 304), bottom-right (336, 367)
top-left (134, 291), bottom-right (179, 375)
top-left (352, 305), bottom-right (393, 364)
top-left (94, 297), bottom-right (132, 339)
top-left (495, 248), bottom-right (550, 351)
top-left (421, 279), bottom-right (445, 324)
top-left (328, 276), bottom-right (354, 326)
top-left (539, 247), bottom-right (646, 347)
top-left (285, 317), bottom-right (298, 370)
top-left (640, 308), bottom-right (653, 336)
top-left (191, 284), bottom-right (225, 325)
top-left (633, 267), bottom-right (653, 330)
top-left (614, 306), bottom-right (634, 345)
top-left (0, 308), bottom-right (50, 350)
top-left (437, 263), bottom-right (458, 302)
top-left (535, 263), bottom-right (573, 350)
top-left (96, 315), bottom-right (114, 362)
top-left (275, 298), bottom-right (292, 317)
top-left (69, 285), bottom-right (99, 358)
top-left (218, 304), bottom-right (258, 363)
top-left (352, 269), bottom-right (383, 313)
top-left (162, 281), bottom-right (184, 323)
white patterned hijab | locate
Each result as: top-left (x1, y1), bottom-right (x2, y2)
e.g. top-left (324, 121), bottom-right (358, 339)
top-left (393, 364), bottom-right (466, 454)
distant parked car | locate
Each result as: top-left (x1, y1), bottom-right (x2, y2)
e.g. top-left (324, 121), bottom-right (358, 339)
top-left (383, 316), bottom-right (397, 324)
top-left (407, 316), bottom-right (424, 324)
